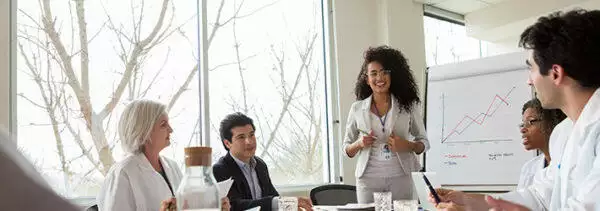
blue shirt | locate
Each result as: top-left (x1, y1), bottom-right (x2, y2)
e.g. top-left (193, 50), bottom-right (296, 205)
top-left (230, 153), bottom-right (262, 200)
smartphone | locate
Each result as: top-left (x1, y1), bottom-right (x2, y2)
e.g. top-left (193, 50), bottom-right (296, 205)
top-left (423, 174), bottom-right (441, 204)
top-left (357, 128), bottom-right (370, 135)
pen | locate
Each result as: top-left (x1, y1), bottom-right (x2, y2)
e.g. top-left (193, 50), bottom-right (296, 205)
top-left (423, 174), bottom-right (441, 204)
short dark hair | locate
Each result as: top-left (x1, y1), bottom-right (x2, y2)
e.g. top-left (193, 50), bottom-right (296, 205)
top-left (354, 45), bottom-right (420, 112)
top-left (519, 9), bottom-right (600, 88)
top-left (219, 112), bottom-right (255, 151)
top-left (522, 98), bottom-right (566, 134)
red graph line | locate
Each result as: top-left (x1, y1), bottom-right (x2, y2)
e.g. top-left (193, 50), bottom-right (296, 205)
top-left (441, 87), bottom-right (516, 143)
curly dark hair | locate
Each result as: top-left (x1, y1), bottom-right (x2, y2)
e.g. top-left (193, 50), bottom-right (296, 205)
top-left (354, 45), bottom-right (420, 112)
top-left (219, 112), bottom-right (255, 151)
top-left (519, 9), bottom-right (600, 88)
top-left (522, 98), bottom-right (566, 135)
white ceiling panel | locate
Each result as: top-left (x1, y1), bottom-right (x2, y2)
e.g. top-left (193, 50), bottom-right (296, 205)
top-left (435, 0), bottom-right (490, 14)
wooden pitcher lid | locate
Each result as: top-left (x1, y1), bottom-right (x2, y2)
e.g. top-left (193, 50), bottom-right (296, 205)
top-left (184, 146), bottom-right (212, 167)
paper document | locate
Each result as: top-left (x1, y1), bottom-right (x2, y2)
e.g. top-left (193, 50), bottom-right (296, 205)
top-left (244, 206), bottom-right (261, 211)
top-left (337, 203), bottom-right (375, 210)
top-left (217, 178), bottom-right (234, 198)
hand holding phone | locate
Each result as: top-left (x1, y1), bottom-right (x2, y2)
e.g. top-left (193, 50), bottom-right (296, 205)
top-left (356, 129), bottom-right (376, 148)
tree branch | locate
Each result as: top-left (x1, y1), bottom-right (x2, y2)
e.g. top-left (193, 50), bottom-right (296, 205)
top-left (167, 63), bottom-right (197, 111)
top-left (74, 0), bottom-right (90, 97)
top-left (260, 35), bottom-right (318, 156)
top-left (99, 0), bottom-right (171, 119)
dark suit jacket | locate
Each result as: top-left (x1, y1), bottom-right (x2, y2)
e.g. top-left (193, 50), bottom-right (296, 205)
top-left (213, 153), bottom-right (279, 211)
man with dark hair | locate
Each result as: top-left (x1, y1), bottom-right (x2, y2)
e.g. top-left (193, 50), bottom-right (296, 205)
top-left (431, 9), bottom-right (600, 210)
top-left (212, 112), bottom-right (313, 211)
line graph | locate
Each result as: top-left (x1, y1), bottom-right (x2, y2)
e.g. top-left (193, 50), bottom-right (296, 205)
top-left (441, 86), bottom-right (516, 143)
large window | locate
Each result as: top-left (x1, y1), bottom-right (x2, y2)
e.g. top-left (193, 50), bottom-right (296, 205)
top-left (205, 0), bottom-right (329, 186)
top-left (16, 0), bottom-right (331, 198)
top-left (423, 15), bottom-right (487, 66)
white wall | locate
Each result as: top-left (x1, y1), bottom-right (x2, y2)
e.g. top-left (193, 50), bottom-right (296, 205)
top-left (468, 0), bottom-right (600, 56)
top-left (484, 37), bottom-right (520, 57)
top-left (0, 0), bottom-right (11, 132)
top-left (333, 0), bottom-right (426, 186)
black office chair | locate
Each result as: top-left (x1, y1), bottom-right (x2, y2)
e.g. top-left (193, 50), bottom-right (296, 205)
top-left (310, 184), bottom-right (357, 205)
top-left (86, 204), bottom-right (98, 211)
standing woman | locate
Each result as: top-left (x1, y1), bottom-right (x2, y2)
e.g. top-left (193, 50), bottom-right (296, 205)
top-left (343, 46), bottom-right (430, 203)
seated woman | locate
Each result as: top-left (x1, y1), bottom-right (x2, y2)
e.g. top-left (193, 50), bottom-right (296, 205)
top-left (517, 98), bottom-right (565, 189)
top-left (96, 100), bottom-right (229, 210)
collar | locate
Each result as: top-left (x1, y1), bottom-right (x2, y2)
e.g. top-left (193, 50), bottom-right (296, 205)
top-left (361, 95), bottom-right (397, 111)
top-left (230, 152), bottom-right (256, 169)
top-left (574, 88), bottom-right (600, 128)
top-left (134, 152), bottom-right (168, 172)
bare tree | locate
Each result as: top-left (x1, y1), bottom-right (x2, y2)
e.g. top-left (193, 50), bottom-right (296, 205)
top-left (207, 0), bottom-right (326, 183)
top-left (17, 0), bottom-right (270, 185)
top-left (18, 0), bottom-right (321, 192)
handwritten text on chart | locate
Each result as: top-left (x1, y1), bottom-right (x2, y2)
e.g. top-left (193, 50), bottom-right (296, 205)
top-left (443, 154), bottom-right (467, 166)
top-left (488, 152), bottom-right (514, 160)
top-left (443, 161), bottom-right (458, 166)
top-left (444, 154), bottom-right (468, 159)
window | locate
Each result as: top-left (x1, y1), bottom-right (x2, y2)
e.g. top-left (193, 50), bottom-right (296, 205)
top-left (16, 0), bottom-right (331, 198)
top-left (205, 0), bottom-right (329, 186)
top-left (423, 15), bottom-right (487, 66)
top-left (16, 0), bottom-right (200, 197)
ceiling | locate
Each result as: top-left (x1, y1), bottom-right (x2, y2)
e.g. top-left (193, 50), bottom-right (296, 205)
top-left (415, 0), bottom-right (513, 15)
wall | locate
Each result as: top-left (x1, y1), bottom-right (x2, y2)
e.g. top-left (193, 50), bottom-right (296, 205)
top-left (332, 0), bottom-right (427, 186)
top-left (468, 0), bottom-right (600, 56)
top-left (0, 0), bottom-right (11, 132)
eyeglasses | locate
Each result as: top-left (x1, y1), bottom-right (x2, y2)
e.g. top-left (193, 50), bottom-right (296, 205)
top-left (366, 69), bottom-right (392, 78)
top-left (518, 119), bottom-right (541, 129)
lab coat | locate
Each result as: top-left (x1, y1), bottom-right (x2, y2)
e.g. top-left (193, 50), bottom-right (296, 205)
top-left (517, 155), bottom-right (545, 190)
top-left (97, 153), bottom-right (183, 211)
top-left (501, 88), bottom-right (600, 210)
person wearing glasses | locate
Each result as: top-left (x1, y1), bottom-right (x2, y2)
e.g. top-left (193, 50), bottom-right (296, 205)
top-left (432, 10), bottom-right (600, 210)
top-left (343, 45), bottom-right (429, 203)
top-left (517, 98), bottom-right (565, 189)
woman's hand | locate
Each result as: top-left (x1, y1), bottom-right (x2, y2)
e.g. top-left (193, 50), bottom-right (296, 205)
top-left (159, 197), bottom-right (176, 211)
top-left (357, 130), bottom-right (376, 149)
top-left (388, 133), bottom-right (413, 152)
top-left (297, 197), bottom-right (313, 211)
top-left (221, 197), bottom-right (231, 211)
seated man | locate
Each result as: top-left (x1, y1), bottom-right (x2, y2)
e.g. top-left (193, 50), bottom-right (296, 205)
top-left (213, 112), bottom-right (313, 211)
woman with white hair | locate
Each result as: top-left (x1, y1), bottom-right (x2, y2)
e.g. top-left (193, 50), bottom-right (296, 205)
top-left (96, 99), bottom-right (181, 210)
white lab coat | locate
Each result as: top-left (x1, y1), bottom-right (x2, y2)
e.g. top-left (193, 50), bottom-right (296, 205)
top-left (97, 153), bottom-right (183, 211)
top-left (501, 88), bottom-right (600, 210)
top-left (517, 155), bottom-right (545, 190)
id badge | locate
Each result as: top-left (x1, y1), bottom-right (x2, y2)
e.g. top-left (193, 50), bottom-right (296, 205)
top-left (381, 144), bottom-right (392, 160)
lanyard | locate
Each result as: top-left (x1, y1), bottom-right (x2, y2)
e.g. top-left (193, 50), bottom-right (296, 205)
top-left (372, 100), bottom-right (391, 133)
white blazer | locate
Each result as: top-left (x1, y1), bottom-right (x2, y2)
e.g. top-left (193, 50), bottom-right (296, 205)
top-left (97, 153), bottom-right (183, 211)
top-left (501, 88), bottom-right (600, 210)
top-left (517, 155), bottom-right (545, 190)
top-left (343, 95), bottom-right (430, 178)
